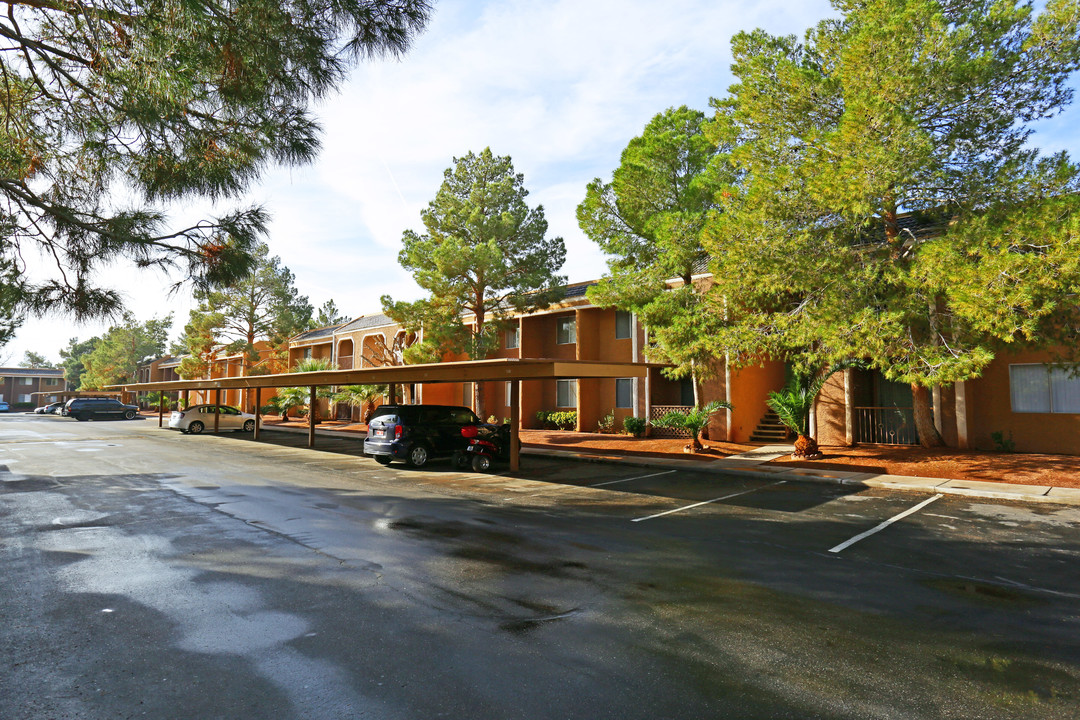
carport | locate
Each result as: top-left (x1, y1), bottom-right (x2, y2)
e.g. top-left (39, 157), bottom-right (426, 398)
top-left (109, 358), bottom-right (657, 471)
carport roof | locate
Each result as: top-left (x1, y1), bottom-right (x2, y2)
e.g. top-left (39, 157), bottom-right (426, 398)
top-left (107, 357), bottom-right (663, 393)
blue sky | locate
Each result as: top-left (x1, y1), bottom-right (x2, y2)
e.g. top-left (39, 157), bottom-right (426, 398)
top-left (8, 0), bottom-right (1080, 364)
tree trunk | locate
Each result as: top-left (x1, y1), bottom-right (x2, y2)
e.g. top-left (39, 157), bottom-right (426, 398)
top-left (474, 382), bottom-right (486, 422)
top-left (793, 434), bottom-right (819, 459)
top-left (911, 383), bottom-right (942, 447)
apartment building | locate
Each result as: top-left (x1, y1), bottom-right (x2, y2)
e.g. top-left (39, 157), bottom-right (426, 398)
top-left (0, 367), bottom-right (66, 408)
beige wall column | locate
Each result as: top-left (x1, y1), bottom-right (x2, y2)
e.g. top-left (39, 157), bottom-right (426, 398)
top-left (844, 368), bottom-right (855, 446)
top-left (955, 380), bottom-right (969, 449)
top-left (509, 380), bottom-right (520, 472)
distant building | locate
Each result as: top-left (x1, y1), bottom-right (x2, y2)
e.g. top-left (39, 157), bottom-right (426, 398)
top-left (0, 367), bottom-right (66, 408)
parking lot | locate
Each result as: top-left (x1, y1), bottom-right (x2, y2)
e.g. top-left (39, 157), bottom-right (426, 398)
top-left (3, 412), bottom-right (1080, 719)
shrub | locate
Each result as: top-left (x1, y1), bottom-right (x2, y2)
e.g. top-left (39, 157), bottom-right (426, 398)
top-left (550, 410), bottom-right (577, 430)
top-left (991, 431), bottom-right (1015, 453)
top-left (535, 410), bottom-right (551, 427)
top-left (654, 401), bottom-right (730, 450)
top-left (597, 411), bottom-right (616, 434)
top-left (623, 416), bottom-right (647, 437)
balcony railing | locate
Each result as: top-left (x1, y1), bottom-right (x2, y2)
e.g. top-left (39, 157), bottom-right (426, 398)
top-left (337, 356), bottom-right (353, 370)
top-left (855, 406), bottom-right (919, 445)
top-left (650, 405), bottom-right (693, 438)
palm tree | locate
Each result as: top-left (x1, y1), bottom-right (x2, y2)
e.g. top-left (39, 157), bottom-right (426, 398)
top-left (332, 384), bottom-right (387, 422)
top-left (290, 358), bottom-right (336, 422)
top-left (653, 400), bottom-right (731, 451)
top-left (767, 362), bottom-right (853, 459)
top-left (272, 386), bottom-right (310, 420)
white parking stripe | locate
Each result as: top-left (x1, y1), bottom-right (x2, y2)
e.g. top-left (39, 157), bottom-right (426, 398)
top-left (632, 481), bottom-right (787, 522)
top-left (828, 494), bottom-right (943, 554)
top-left (589, 470), bottom-right (677, 488)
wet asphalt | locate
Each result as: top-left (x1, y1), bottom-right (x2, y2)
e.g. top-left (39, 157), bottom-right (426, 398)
top-left (2, 413), bottom-right (1080, 719)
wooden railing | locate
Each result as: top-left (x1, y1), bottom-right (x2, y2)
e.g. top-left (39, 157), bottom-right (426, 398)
top-left (855, 406), bottom-right (918, 445)
top-left (650, 405), bottom-right (693, 438)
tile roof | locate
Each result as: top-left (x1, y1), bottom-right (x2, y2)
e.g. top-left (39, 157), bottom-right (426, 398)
top-left (0, 367), bottom-right (65, 377)
top-left (291, 323), bottom-right (346, 343)
top-left (337, 313), bottom-right (396, 333)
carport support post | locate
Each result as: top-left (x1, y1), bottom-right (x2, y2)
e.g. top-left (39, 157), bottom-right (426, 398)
top-left (253, 388), bottom-right (261, 440)
top-left (308, 385), bottom-right (316, 448)
top-left (214, 389), bottom-right (221, 433)
top-left (509, 380), bottom-right (520, 472)
top-left (158, 394), bottom-right (164, 427)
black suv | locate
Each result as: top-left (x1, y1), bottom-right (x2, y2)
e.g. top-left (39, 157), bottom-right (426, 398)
top-left (65, 398), bottom-right (140, 421)
top-left (365, 405), bottom-right (499, 467)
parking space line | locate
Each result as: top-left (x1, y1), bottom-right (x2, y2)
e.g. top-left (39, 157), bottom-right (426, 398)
top-left (828, 494), bottom-right (943, 554)
top-left (631, 481), bottom-right (787, 522)
top-left (589, 470), bottom-right (677, 488)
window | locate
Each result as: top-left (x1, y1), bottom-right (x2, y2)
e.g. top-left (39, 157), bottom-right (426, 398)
top-left (680, 378), bottom-right (695, 407)
top-left (1010, 364), bottom-right (1080, 413)
top-left (462, 382), bottom-right (473, 408)
top-left (615, 378), bottom-right (633, 409)
top-left (18, 394), bottom-right (31, 403)
top-left (303, 347), bottom-right (312, 360)
top-left (505, 327), bottom-right (519, 349)
top-left (615, 311), bottom-right (632, 340)
top-left (556, 379), bottom-right (577, 408)
top-left (556, 316), bottom-right (576, 345)
top-left (44, 377), bottom-right (59, 386)
top-left (19, 377), bottom-right (32, 385)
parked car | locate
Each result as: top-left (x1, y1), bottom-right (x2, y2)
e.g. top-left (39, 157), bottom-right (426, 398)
top-left (34, 402), bottom-right (63, 414)
top-left (364, 404), bottom-right (505, 468)
top-left (64, 397), bottom-right (140, 421)
top-left (0, 400), bottom-right (9, 412)
top-left (169, 405), bottom-right (257, 434)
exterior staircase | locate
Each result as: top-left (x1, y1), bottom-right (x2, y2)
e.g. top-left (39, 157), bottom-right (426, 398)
top-left (749, 411), bottom-right (790, 443)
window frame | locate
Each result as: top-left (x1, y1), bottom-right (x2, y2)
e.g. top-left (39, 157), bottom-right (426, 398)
top-left (1009, 363), bottom-right (1080, 414)
top-left (615, 378), bottom-right (633, 409)
top-left (505, 326), bottom-right (519, 349)
top-left (556, 316), bottom-right (577, 345)
top-left (556, 379), bottom-right (577, 408)
top-left (615, 311), bottom-right (632, 340)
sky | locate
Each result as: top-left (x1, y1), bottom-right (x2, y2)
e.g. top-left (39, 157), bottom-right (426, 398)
top-left (7, 0), bottom-right (1080, 366)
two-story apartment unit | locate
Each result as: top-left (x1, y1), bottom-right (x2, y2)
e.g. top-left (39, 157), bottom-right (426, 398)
top-left (1, 367), bottom-right (66, 408)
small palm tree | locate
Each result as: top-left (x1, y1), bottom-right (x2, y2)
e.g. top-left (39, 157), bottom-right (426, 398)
top-left (290, 358), bottom-right (336, 422)
top-left (767, 362), bottom-right (854, 459)
top-left (653, 400), bottom-right (731, 451)
top-left (273, 386), bottom-right (310, 420)
top-left (332, 384), bottom-right (387, 422)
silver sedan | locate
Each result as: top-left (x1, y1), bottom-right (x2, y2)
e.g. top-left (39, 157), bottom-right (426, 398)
top-left (168, 405), bottom-right (258, 434)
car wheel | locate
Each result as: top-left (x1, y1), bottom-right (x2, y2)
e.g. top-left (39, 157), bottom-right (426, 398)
top-left (243, 420), bottom-right (255, 432)
top-left (406, 444), bottom-right (429, 468)
top-left (123, 410), bottom-right (136, 420)
top-left (373, 455), bottom-right (392, 465)
top-left (188, 421), bottom-right (204, 435)
top-left (471, 454), bottom-right (492, 473)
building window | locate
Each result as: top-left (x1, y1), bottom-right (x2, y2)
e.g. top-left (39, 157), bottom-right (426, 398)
top-left (556, 317), bottom-right (576, 345)
top-left (505, 327), bottom-right (519, 349)
top-left (615, 311), bottom-right (632, 340)
top-left (303, 347), bottom-right (312, 360)
top-left (680, 378), bottom-right (695, 407)
top-left (556, 379), bottom-right (577, 408)
top-left (462, 382), bottom-right (473, 409)
top-left (616, 378), bottom-right (633, 409)
top-left (19, 377), bottom-right (32, 386)
top-left (1010, 364), bottom-right (1080, 413)
top-left (18, 394), bottom-right (31, 403)
top-left (44, 377), bottom-right (59, 386)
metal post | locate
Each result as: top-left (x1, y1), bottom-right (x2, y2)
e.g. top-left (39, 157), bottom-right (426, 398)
top-left (158, 394), bottom-right (165, 428)
top-left (509, 380), bottom-right (520, 472)
top-left (214, 389), bottom-right (221, 433)
top-left (253, 387), bottom-right (261, 440)
top-left (308, 385), bottom-right (316, 448)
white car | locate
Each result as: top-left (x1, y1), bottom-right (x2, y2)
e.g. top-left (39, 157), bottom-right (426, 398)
top-left (169, 405), bottom-right (258, 434)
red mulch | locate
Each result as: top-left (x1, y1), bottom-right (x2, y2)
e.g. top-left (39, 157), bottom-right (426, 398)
top-left (247, 417), bottom-right (1080, 489)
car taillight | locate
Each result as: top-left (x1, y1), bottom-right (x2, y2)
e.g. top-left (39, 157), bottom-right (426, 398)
top-left (461, 425), bottom-right (479, 438)
top-left (393, 424), bottom-right (403, 440)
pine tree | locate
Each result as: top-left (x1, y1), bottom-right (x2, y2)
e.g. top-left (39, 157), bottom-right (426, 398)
top-left (705, 0), bottom-right (1080, 447)
top-left (383, 148), bottom-right (567, 418)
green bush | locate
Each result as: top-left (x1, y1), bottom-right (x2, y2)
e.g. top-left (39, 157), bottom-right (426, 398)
top-left (597, 411), bottom-right (616, 434)
top-left (549, 410), bottom-right (577, 430)
top-left (623, 416), bottom-right (647, 437)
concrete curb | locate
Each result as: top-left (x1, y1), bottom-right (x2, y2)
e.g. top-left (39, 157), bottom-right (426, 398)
top-left (248, 425), bottom-right (1080, 508)
top-left (520, 447), bottom-right (1080, 507)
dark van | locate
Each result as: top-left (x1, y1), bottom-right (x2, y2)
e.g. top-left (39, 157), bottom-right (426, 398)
top-left (64, 398), bottom-right (140, 421)
top-left (364, 405), bottom-right (488, 468)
